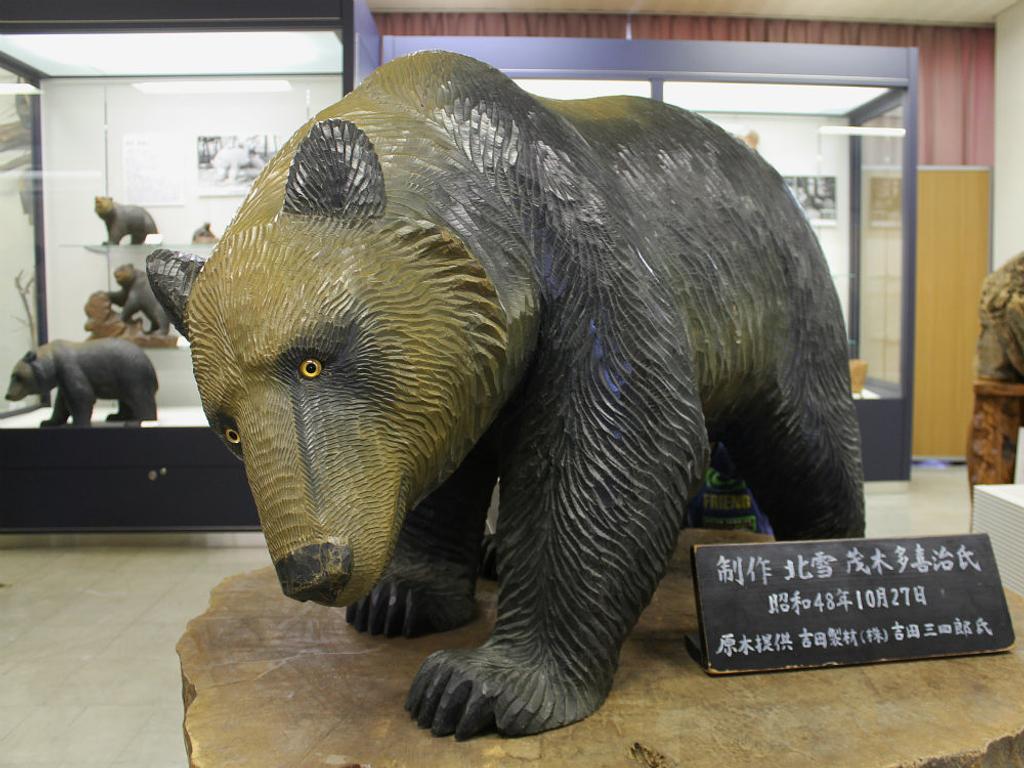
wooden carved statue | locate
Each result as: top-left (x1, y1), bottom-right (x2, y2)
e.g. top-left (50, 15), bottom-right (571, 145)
top-left (94, 196), bottom-right (158, 245)
top-left (978, 252), bottom-right (1024, 381)
top-left (147, 52), bottom-right (863, 739)
top-left (5, 339), bottom-right (158, 425)
top-left (83, 290), bottom-right (177, 348)
top-left (107, 264), bottom-right (171, 336)
top-left (192, 222), bottom-right (218, 244)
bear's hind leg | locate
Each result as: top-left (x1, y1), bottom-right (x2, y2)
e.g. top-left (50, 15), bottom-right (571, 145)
top-left (721, 375), bottom-right (864, 540)
top-left (346, 438), bottom-right (497, 638)
top-left (106, 400), bottom-right (133, 421)
top-left (122, 385), bottom-right (157, 422)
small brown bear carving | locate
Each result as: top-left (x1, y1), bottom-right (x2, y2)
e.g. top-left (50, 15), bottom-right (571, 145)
top-left (94, 196), bottom-right (158, 245)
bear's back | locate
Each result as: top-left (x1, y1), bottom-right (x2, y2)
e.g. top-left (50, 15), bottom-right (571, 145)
top-left (543, 93), bottom-right (822, 285)
top-left (52, 340), bottom-right (156, 390)
top-left (357, 53), bottom-right (824, 295)
top-left (113, 203), bottom-right (155, 227)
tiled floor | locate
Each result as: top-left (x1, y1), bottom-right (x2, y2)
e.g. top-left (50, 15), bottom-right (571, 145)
top-left (0, 465), bottom-right (973, 767)
top-left (0, 543), bottom-right (270, 768)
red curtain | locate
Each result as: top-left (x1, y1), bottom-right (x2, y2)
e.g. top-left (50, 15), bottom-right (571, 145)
top-left (375, 13), bottom-right (626, 38)
top-left (373, 13), bottom-right (995, 166)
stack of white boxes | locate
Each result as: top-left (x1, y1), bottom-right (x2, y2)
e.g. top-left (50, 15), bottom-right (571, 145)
top-left (973, 484), bottom-right (1024, 596)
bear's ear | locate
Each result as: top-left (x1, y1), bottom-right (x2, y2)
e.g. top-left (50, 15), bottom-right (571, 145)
top-left (22, 351), bottom-right (37, 364)
top-left (146, 249), bottom-right (208, 340)
top-left (283, 118), bottom-right (385, 220)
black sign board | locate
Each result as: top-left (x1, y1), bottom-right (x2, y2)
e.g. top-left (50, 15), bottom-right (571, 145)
top-left (692, 534), bottom-right (1015, 674)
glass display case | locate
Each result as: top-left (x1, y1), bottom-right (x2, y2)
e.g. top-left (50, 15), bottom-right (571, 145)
top-left (0, 2), bottom-right (381, 530)
top-left (0, 63), bottom-right (40, 412)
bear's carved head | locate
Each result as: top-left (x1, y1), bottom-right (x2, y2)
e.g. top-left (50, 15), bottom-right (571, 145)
top-left (94, 196), bottom-right (114, 216)
top-left (6, 351), bottom-right (42, 401)
top-left (147, 118), bottom-right (511, 607)
top-left (113, 264), bottom-right (136, 287)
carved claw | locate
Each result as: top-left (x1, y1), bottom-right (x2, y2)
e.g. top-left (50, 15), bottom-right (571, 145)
top-left (345, 574), bottom-right (475, 638)
top-left (406, 646), bottom-right (606, 739)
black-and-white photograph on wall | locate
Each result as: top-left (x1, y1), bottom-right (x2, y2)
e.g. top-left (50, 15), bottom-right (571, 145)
top-left (197, 135), bottom-right (280, 197)
top-left (784, 175), bottom-right (837, 225)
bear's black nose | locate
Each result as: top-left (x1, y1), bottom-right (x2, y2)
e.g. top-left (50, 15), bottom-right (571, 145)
top-left (274, 541), bottom-right (353, 606)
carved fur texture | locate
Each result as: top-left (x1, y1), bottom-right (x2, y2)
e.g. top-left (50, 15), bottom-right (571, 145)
top-left (148, 52), bottom-right (864, 741)
top-left (978, 251), bottom-right (1024, 381)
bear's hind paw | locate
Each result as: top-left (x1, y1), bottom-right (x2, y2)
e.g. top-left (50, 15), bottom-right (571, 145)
top-left (406, 646), bottom-right (605, 739)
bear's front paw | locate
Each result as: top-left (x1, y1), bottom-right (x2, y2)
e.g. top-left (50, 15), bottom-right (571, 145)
top-left (406, 645), bottom-right (608, 740)
top-left (346, 574), bottom-right (475, 638)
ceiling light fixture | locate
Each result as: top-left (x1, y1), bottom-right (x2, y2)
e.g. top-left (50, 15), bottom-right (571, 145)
top-left (663, 81), bottom-right (890, 116)
top-left (0, 83), bottom-right (40, 95)
top-left (819, 126), bottom-right (906, 138)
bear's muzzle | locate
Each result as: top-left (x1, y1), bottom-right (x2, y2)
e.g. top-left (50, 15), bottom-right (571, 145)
top-left (273, 540), bottom-right (354, 606)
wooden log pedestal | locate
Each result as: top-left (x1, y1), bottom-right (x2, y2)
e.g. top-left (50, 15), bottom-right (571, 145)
top-left (969, 379), bottom-right (1024, 488)
top-left (178, 530), bottom-right (1024, 768)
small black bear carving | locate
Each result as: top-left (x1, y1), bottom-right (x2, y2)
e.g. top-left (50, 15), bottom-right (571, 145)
top-left (5, 339), bottom-right (158, 426)
top-left (94, 195), bottom-right (158, 245)
top-left (107, 263), bottom-right (171, 335)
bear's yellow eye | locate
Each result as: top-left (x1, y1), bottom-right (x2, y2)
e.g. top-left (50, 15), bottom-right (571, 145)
top-left (224, 427), bottom-right (241, 445)
top-left (300, 358), bottom-right (323, 379)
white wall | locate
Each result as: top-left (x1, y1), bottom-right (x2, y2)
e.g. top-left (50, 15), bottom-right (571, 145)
top-left (995, 0), bottom-right (1024, 268)
top-left (700, 113), bottom-right (852, 328)
top-left (39, 75), bottom-right (343, 407)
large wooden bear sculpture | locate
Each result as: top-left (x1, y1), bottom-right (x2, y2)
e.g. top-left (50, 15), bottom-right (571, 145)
top-left (147, 52), bottom-right (863, 740)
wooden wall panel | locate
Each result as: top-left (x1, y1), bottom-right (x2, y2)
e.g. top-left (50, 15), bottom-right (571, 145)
top-left (913, 168), bottom-right (990, 458)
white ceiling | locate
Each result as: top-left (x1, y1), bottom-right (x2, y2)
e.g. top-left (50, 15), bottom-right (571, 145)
top-left (367, 0), bottom-right (1018, 26)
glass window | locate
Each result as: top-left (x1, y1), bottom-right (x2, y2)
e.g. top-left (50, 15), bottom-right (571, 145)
top-left (664, 81), bottom-right (893, 342)
top-left (0, 68), bottom-right (40, 413)
top-left (663, 81), bottom-right (889, 116)
top-left (857, 105), bottom-right (906, 390)
top-left (0, 30), bottom-right (343, 427)
top-left (513, 78), bottom-right (651, 100)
